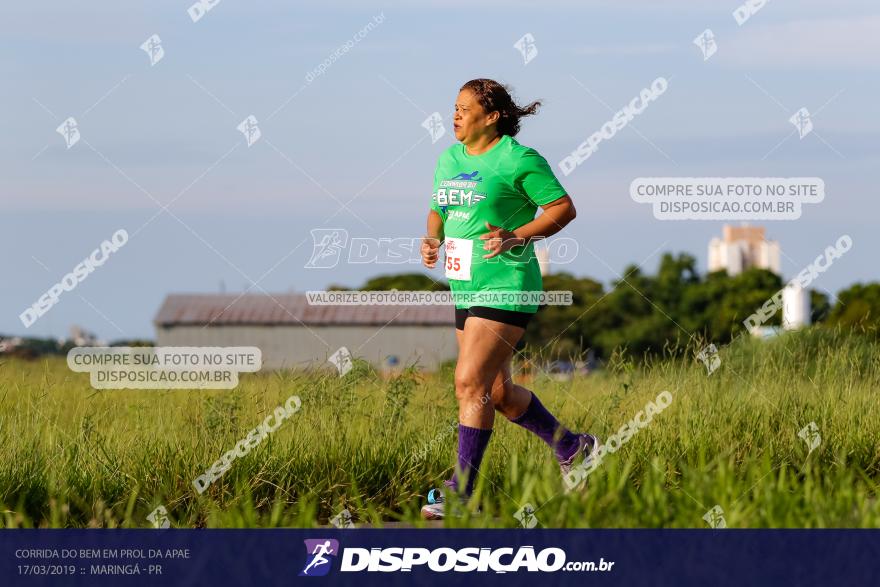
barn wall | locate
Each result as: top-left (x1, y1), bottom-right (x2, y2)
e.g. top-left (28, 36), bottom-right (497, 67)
top-left (154, 325), bottom-right (458, 371)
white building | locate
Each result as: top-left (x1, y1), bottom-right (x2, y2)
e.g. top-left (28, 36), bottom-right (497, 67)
top-left (70, 325), bottom-right (104, 347)
top-left (782, 283), bottom-right (810, 330)
top-left (708, 224), bottom-right (780, 276)
top-left (536, 246), bottom-right (550, 276)
top-left (707, 225), bottom-right (813, 335)
top-left (154, 293), bottom-right (457, 371)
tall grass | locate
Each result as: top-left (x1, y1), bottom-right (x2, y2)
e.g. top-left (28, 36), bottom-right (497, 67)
top-left (1, 327), bottom-right (878, 528)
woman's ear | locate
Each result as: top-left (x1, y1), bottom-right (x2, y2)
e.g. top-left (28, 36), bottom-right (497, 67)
top-left (485, 110), bottom-right (500, 126)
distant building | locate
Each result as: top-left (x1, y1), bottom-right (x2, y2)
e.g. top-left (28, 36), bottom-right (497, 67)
top-left (707, 226), bottom-right (813, 335)
top-left (708, 224), bottom-right (780, 276)
top-left (0, 337), bottom-right (22, 353)
top-left (70, 325), bottom-right (103, 347)
top-left (153, 294), bottom-right (456, 371)
top-left (536, 246), bottom-right (550, 276)
top-left (782, 283), bottom-right (810, 330)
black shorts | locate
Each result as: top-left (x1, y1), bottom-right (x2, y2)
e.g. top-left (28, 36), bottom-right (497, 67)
top-left (454, 306), bottom-right (533, 331)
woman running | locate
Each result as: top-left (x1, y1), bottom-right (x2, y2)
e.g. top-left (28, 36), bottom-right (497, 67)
top-left (420, 78), bottom-right (599, 519)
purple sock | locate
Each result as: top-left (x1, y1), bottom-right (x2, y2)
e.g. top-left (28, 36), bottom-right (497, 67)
top-left (449, 424), bottom-right (493, 496)
top-left (510, 392), bottom-right (580, 462)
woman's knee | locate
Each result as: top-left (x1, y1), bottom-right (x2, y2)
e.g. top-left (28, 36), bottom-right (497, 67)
top-left (454, 366), bottom-right (492, 403)
top-left (490, 376), bottom-right (516, 412)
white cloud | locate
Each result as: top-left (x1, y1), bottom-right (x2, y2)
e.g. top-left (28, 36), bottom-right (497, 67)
top-left (719, 15), bottom-right (880, 69)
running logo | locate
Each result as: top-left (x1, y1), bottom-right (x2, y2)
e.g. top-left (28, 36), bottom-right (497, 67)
top-left (306, 229), bottom-right (349, 268)
top-left (237, 115), bottom-right (261, 147)
top-left (434, 172), bottom-right (487, 207)
top-left (451, 171), bottom-right (482, 182)
top-left (789, 107), bottom-right (813, 139)
top-left (422, 112), bottom-right (446, 144)
top-left (300, 539), bottom-right (339, 577)
top-left (140, 34), bottom-right (164, 66)
top-left (513, 33), bottom-right (538, 65)
top-left (693, 29), bottom-right (717, 61)
top-left (56, 117), bottom-right (80, 149)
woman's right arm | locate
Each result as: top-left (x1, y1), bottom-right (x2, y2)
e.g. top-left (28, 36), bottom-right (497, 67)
top-left (421, 210), bottom-right (444, 268)
top-left (427, 209), bottom-right (444, 241)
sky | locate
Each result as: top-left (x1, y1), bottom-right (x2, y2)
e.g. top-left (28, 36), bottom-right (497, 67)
top-left (1, 0), bottom-right (878, 340)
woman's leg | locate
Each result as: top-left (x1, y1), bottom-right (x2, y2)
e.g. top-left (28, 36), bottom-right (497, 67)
top-left (490, 359), bottom-right (584, 463)
top-left (489, 360), bottom-right (530, 417)
top-left (451, 316), bottom-right (524, 496)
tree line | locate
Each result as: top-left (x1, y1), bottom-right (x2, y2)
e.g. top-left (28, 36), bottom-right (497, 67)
top-left (342, 253), bottom-right (880, 359)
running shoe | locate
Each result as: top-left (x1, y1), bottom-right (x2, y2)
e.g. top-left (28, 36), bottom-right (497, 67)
top-left (420, 485), bottom-right (480, 520)
top-left (420, 487), bottom-right (448, 520)
top-left (559, 433), bottom-right (601, 478)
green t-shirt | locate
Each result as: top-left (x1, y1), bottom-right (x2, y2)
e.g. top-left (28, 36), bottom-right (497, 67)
top-left (430, 134), bottom-right (568, 312)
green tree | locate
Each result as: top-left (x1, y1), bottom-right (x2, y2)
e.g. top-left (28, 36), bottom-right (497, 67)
top-left (681, 268), bottom-right (782, 341)
top-left (361, 273), bottom-right (449, 291)
top-left (525, 272), bottom-right (606, 356)
top-left (810, 290), bottom-right (830, 323)
top-left (826, 282), bottom-right (880, 335)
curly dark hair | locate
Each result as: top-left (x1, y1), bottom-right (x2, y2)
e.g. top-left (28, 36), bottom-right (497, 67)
top-left (460, 79), bottom-right (541, 137)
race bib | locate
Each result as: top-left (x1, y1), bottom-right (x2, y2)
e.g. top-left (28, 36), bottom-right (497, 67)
top-left (444, 237), bottom-right (473, 280)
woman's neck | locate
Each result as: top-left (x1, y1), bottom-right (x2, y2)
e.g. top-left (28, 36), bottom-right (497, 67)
top-left (464, 133), bottom-right (501, 155)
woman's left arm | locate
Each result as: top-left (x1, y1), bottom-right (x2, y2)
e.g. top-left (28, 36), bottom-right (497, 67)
top-left (513, 195), bottom-right (576, 242)
top-left (481, 196), bottom-right (576, 258)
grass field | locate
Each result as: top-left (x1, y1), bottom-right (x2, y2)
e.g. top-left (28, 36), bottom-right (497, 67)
top-left (1, 327), bottom-right (878, 528)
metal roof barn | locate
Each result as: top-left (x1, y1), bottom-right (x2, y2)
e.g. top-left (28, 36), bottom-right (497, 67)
top-left (153, 294), bottom-right (457, 371)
